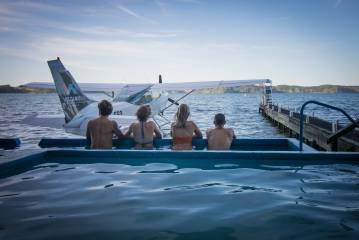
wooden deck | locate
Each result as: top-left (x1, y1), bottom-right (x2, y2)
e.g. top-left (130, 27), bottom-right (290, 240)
top-left (259, 104), bottom-right (359, 152)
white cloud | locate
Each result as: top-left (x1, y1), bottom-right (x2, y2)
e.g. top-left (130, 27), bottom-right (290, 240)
top-left (117, 4), bottom-right (156, 24)
top-left (62, 26), bottom-right (178, 39)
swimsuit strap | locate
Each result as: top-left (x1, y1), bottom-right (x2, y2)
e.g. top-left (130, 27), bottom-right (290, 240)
top-left (140, 121), bottom-right (145, 141)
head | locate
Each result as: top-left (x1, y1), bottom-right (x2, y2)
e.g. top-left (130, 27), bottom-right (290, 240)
top-left (214, 113), bottom-right (226, 127)
top-left (175, 104), bottom-right (190, 128)
top-left (98, 100), bottom-right (113, 116)
top-left (136, 105), bottom-right (151, 122)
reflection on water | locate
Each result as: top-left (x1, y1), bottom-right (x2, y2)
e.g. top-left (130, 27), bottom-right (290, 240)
top-left (0, 162), bottom-right (358, 239)
top-left (0, 92), bottom-right (359, 239)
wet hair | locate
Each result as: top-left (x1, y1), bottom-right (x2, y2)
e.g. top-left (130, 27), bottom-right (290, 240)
top-left (214, 113), bottom-right (226, 126)
top-left (136, 105), bottom-right (151, 122)
top-left (98, 100), bottom-right (113, 116)
top-left (174, 104), bottom-right (190, 128)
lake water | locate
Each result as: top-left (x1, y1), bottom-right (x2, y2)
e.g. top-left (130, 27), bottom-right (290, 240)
top-left (0, 92), bottom-right (358, 150)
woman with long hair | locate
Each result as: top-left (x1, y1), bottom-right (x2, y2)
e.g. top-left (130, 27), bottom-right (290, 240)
top-left (125, 105), bottom-right (162, 149)
top-left (171, 104), bottom-right (202, 150)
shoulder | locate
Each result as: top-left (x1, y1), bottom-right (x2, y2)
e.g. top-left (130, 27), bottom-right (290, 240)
top-left (206, 128), bottom-right (214, 135)
top-left (87, 118), bottom-right (96, 126)
top-left (187, 121), bottom-right (197, 127)
top-left (225, 127), bottom-right (234, 132)
top-left (147, 120), bottom-right (156, 126)
top-left (225, 128), bottom-right (234, 135)
top-left (111, 120), bottom-right (119, 126)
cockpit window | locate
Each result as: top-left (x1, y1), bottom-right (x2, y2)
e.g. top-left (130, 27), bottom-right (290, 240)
top-left (133, 88), bottom-right (161, 105)
top-left (113, 84), bottom-right (161, 105)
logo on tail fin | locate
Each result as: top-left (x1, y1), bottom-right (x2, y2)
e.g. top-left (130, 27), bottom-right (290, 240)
top-left (62, 82), bottom-right (79, 95)
top-left (48, 58), bottom-right (93, 123)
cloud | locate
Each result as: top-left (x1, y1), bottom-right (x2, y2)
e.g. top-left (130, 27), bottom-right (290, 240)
top-left (175, 0), bottom-right (201, 4)
top-left (154, 0), bottom-right (168, 15)
top-left (334, 0), bottom-right (342, 8)
top-left (62, 26), bottom-right (178, 39)
top-left (117, 4), bottom-right (156, 24)
top-left (0, 0), bottom-right (65, 17)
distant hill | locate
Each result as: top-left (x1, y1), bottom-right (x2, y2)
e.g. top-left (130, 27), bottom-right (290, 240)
top-left (195, 85), bottom-right (359, 94)
top-left (0, 85), bottom-right (55, 93)
top-left (273, 85), bottom-right (359, 93)
top-left (1, 83), bottom-right (359, 94)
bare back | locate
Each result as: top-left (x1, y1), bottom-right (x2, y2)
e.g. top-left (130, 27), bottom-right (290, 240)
top-left (206, 127), bottom-right (234, 150)
top-left (126, 121), bottom-right (162, 149)
top-left (171, 121), bottom-right (202, 138)
top-left (86, 117), bottom-right (123, 149)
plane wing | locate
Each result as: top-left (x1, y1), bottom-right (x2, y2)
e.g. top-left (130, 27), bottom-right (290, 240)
top-left (24, 79), bottom-right (271, 93)
top-left (160, 79), bottom-right (271, 91)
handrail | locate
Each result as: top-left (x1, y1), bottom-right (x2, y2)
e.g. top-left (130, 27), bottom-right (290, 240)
top-left (299, 100), bottom-right (359, 151)
top-left (327, 119), bottom-right (359, 144)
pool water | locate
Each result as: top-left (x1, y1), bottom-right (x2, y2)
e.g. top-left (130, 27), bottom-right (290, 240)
top-left (0, 160), bottom-right (359, 239)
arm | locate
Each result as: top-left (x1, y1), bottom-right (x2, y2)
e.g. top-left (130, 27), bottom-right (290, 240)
top-left (231, 129), bottom-right (236, 139)
top-left (170, 123), bottom-right (174, 137)
top-left (124, 123), bottom-right (133, 137)
top-left (152, 122), bottom-right (162, 139)
top-left (86, 121), bottom-right (91, 147)
top-left (193, 122), bottom-right (203, 139)
top-left (113, 121), bottom-right (124, 139)
top-left (206, 129), bottom-right (211, 139)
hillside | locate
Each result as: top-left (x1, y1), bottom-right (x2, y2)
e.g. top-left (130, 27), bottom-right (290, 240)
top-left (0, 85), bottom-right (55, 93)
top-left (1, 84), bottom-right (359, 94)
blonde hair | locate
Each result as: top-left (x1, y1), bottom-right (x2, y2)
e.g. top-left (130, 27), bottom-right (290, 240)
top-left (174, 104), bottom-right (190, 128)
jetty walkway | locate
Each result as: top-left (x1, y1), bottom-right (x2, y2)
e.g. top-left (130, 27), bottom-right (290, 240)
top-left (259, 103), bottom-right (359, 151)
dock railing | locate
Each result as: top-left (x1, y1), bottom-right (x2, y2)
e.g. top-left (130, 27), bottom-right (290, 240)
top-left (299, 100), bottom-right (359, 151)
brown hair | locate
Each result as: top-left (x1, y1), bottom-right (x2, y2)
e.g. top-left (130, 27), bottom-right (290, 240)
top-left (174, 104), bottom-right (190, 128)
top-left (136, 105), bottom-right (151, 122)
top-left (98, 100), bottom-right (113, 116)
top-left (214, 113), bottom-right (226, 126)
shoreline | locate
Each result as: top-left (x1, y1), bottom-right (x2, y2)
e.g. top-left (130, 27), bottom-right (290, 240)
top-left (1, 84), bottom-right (359, 94)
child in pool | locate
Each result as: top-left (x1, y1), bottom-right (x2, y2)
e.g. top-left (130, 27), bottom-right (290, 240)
top-left (206, 113), bottom-right (235, 150)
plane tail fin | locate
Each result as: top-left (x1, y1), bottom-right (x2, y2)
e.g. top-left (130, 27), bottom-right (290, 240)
top-left (47, 57), bottom-right (93, 123)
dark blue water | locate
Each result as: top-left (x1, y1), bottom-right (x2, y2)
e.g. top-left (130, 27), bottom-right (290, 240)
top-left (0, 160), bottom-right (358, 240)
top-left (0, 93), bottom-right (359, 239)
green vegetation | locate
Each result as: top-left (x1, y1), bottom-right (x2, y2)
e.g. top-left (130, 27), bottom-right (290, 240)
top-left (1, 84), bottom-right (359, 94)
top-left (273, 85), bottom-right (359, 93)
top-left (0, 85), bottom-right (55, 93)
top-left (195, 85), bottom-right (359, 94)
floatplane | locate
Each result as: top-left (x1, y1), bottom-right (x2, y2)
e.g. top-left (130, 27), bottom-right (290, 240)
top-left (22, 57), bottom-right (272, 136)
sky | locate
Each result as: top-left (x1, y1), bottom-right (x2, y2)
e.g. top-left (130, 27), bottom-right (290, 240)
top-left (0, 0), bottom-right (358, 86)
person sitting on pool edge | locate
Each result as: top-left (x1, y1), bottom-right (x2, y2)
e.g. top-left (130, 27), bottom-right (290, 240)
top-left (86, 100), bottom-right (124, 149)
top-left (206, 113), bottom-right (235, 150)
top-left (125, 105), bottom-right (162, 149)
top-left (171, 104), bottom-right (202, 150)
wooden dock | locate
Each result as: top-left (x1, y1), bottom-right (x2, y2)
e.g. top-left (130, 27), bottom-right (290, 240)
top-left (259, 103), bottom-right (359, 151)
